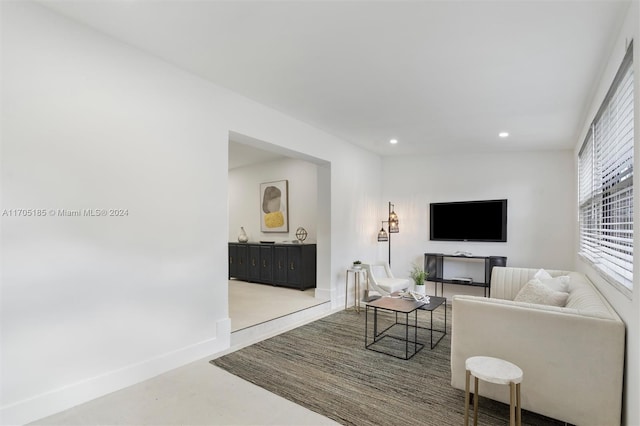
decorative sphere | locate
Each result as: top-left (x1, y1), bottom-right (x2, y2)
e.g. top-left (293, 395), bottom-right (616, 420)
top-left (295, 227), bottom-right (308, 243)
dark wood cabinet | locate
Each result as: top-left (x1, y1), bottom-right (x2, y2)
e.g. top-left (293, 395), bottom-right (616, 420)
top-left (259, 246), bottom-right (273, 282)
top-left (229, 243), bottom-right (316, 290)
top-left (248, 245), bottom-right (260, 281)
top-left (229, 243), bottom-right (237, 278)
top-left (228, 244), bottom-right (248, 280)
top-left (274, 246), bottom-right (288, 283)
top-left (236, 244), bottom-right (248, 280)
top-left (286, 246), bottom-right (303, 286)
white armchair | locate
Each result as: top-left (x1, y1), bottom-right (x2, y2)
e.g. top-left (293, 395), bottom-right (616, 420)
top-left (362, 262), bottom-right (411, 299)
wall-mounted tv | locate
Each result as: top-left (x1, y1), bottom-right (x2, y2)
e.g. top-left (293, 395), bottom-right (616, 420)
top-left (430, 199), bottom-right (507, 242)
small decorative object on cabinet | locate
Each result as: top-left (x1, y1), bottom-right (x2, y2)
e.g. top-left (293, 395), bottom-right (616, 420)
top-left (352, 260), bottom-right (362, 270)
top-left (295, 226), bottom-right (308, 243)
top-left (238, 226), bottom-right (249, 243)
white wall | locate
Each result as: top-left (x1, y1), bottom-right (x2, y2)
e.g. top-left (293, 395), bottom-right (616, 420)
top-left (381, 150), bottom-right (575, 297)
top-left (229, 157), bottom-right (318, 243)
top-left (0, 2), bottom-right (382, 424)
top-left (573, 3), bottom-right (639, 425)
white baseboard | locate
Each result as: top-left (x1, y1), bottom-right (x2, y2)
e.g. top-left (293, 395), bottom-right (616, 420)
top-left (314, 287), bottom-right (332, 303)
top-left (1, 317), bottom-right (231, 426)
top-left (225, 302), bottom-right (336, 354)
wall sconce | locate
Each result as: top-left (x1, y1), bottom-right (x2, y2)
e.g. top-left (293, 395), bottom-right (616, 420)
top-left (377, 202), bottom-right (399, 264)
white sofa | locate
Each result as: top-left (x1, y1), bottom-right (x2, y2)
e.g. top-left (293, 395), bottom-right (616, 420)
top-left (451, 267), bottom-right (625, 426)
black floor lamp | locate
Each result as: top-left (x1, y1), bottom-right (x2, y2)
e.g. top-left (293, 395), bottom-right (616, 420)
top-left (377, 202), bottom-right (399, 265)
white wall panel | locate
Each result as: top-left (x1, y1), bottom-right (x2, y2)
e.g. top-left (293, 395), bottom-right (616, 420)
top-left (380, 150), bottom-right (575, 297)
top-left (0, 2), bottom-right (382, 423)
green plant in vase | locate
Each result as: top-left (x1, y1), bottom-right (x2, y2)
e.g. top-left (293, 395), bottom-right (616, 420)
top-left (410, 262), bottom-right (428, 294)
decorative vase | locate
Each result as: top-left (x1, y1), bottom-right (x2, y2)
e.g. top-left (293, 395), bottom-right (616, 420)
top-left (238, 227), bottom-right (249, 243)
top-left (415, 284), bottom-right (426, 295)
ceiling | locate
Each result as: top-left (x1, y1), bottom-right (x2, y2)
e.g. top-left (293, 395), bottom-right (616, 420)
top-left (39, 1), bottom-right (630, 156)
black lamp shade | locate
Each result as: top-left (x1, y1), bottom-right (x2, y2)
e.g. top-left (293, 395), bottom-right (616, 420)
top-left (377, 226), bottom-right (389, 242)
top-left (389, 207), bottom-right (399, 233)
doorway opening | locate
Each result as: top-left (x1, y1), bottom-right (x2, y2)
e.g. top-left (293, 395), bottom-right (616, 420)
top-left (228, 131), bottom-right (332, 333)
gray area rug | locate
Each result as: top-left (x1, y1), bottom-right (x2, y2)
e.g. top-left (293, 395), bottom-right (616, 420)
top-left (211, 306), bottom-right (563, 426)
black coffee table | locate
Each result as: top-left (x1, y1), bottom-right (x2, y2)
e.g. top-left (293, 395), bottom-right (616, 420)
top-left (364, 296), bottom-right (425, 360)
top-left (389, 293), bottom-right (447, 349)
top-left (417, 295), bottom-right (447, 349)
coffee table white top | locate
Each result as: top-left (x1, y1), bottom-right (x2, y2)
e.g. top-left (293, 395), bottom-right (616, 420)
top-left (465, 356), bottom-right (523, 385)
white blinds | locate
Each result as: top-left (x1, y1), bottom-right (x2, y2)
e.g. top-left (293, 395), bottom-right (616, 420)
top-left (578, 42), bottom-right (634, 290)
top-left (579, 130), bottom-right (599, 260)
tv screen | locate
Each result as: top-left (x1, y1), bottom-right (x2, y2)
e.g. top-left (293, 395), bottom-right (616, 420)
top-left (430, 199), bottom-right (507, 242)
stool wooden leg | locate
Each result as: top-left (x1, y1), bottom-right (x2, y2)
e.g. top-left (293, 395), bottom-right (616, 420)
top-left (473, 377), bottom-right (479, 426)
top-left (516, 383), bottom-right (521, 426)
top-left (464, 370), bottom-right (470, 426)
top-left (509, 382), bottom-right (515, 426)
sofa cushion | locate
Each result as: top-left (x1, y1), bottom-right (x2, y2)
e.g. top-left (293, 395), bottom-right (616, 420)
top-left (514, 279), bottom-right (569, 307)
top-left (563, 273), bottom-right (616, 319)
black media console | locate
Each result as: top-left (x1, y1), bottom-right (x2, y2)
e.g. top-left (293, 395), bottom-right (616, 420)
top-left (424, 253), bottom-right (507, 297)
top-left (229, 242), bottom-right (316, 290)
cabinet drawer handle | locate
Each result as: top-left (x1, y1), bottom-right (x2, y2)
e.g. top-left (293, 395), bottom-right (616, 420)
top-left (278, 261), bottom-right (282, 269)
top-left (290, 262), bottom-right (295, 270)
top-left (239, 259), bottom-right (243, 265)
top-left (263, 260), bottom-right (267, 267)
top-left (252, 259), bottom-right (256, 266)
top-left (230, 256), bottom-right (233, 264)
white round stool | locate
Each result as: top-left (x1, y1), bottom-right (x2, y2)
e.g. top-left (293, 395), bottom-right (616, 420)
top-left (464, 356), bottom-right (523, 426)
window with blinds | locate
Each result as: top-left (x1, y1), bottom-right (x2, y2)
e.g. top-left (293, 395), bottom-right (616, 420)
top-left (578, 41), bottom-right (634, 292)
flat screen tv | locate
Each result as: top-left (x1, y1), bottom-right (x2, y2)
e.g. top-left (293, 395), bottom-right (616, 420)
top-left (430, 199), bottom-right (507, 242)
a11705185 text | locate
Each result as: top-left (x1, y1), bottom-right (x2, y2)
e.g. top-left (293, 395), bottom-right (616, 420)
top-left (1, 208), bottom-right (129, 217)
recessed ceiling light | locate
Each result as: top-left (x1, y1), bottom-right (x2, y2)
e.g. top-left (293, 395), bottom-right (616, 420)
top-left (499, 132), bottom-right (509, 138)
top-left (390, 139), bottom-right (398, 144)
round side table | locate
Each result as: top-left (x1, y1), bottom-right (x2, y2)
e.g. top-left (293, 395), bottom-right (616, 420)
top-left (464, 356), bottom-right (523, 426)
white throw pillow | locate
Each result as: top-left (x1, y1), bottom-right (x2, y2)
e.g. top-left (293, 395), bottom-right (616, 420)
top-left (514, 279), bottom-right (569, 307)
top-left (540, 276), bottom-right (570, 293)
top-left (534, 268), bottom-right (570, 292)
top-left (534, 268), bottom-right (553, 280)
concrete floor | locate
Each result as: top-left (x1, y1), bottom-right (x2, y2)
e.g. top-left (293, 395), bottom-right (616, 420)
top-left (30, 281), bottom-right (337, 426)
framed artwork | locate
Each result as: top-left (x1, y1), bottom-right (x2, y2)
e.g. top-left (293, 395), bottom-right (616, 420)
top-left (260, 180), bottom-right (289, 232)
